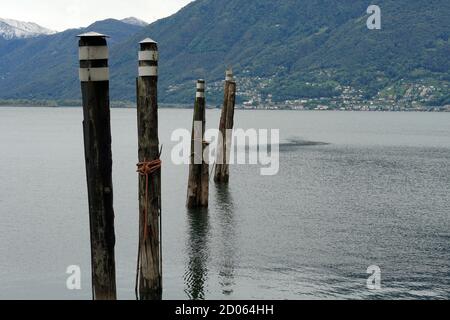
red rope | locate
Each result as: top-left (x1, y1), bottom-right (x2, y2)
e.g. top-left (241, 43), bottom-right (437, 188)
top-left (137, 159), bottom-right (162, 241)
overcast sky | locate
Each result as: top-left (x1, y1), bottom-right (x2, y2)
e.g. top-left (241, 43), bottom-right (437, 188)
top-left (0, 0), bottom-right (193, 31)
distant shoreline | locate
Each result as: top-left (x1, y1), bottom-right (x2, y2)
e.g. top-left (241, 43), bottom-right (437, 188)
top-left (1, 104), bottom-right (449, 112)
top-left (1, 98), bottom-right (449, 112)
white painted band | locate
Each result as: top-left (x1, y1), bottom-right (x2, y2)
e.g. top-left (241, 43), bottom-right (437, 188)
top-left (139, 50), bottom-right (158, 61)
top-left (226, 76), bottom-right (233, 81)
top-left (196, 92), bottom-right (205, 98)
top-left (139, 66), bottom-right (158, 77)
top-left (79, 46), bottom-right (108, 60)
top-left (197, 83), bottom-right (205, 90)
top-left (79, 67), bottom-right (109, 82)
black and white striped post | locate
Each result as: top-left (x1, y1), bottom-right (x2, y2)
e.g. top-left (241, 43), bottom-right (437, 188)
top-left (135, 38), bottom-right (162, 300)
top-left (77, 32), bottom-right (117, 300)
top-left (225, 69), bottom-right (234, 82)
top-left (215, 68), bottom-right (236, 183)
top-left (187, 80), bottom-right (209, 208)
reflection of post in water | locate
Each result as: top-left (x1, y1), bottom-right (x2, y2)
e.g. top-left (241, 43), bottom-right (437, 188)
top-left (215, 184), bottom-right (236, 296)
top-left (184, 208), bottom-right (210, 300)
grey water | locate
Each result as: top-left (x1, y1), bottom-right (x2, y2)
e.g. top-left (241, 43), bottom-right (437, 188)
top-left (0, 107), bottom-right (449, 300)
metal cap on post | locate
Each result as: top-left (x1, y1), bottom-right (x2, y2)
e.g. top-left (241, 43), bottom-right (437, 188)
top-left (138, 38), bottom-right (158, 78)
top-left (78, 32), bottom-right (110, 82)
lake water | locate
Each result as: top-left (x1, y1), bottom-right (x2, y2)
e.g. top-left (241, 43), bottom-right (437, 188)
top-left (0, 107), bottom-right (449, 300)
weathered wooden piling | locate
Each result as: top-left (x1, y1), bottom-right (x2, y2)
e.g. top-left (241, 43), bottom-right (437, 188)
top-left (135, 38), bottom-right (162, 300)
top-left (214, 69), bottom-right (237, 183)
top-left (187, 80), bottom-right (209, 208)
top-left (78, 32), bottom-right (117, 300)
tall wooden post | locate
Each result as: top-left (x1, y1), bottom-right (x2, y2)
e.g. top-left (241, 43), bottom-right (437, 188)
top-left (136, 38), bottom-right (162, 300)
top-left (187, 80), bottom-right (209, 208)
top-left (214, 69), bottom-right (236, 183)
top-left (78, 32), bottom-right (117, 300)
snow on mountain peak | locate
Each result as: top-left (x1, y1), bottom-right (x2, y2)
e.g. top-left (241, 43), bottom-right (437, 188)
top-left (121, 17), bottom-right (148, 27)
top-left (0, 18), bottom-right (56, 40)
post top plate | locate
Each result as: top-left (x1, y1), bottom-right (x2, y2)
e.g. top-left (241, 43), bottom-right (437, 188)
top-left (77, 31), bottom-right (110, 38)
top-left (140, 38), bottom-right (157, 44)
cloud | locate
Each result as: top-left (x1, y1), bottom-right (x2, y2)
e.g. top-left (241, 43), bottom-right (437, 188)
top-left (0, 0), bottom-right (193, 31)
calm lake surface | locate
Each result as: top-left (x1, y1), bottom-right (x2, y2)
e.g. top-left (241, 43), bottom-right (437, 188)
top-left (0, 107), bottom-right (449, 300)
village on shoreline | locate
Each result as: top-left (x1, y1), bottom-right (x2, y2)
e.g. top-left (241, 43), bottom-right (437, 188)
top-left (1, 101), bottom-right (449, 112)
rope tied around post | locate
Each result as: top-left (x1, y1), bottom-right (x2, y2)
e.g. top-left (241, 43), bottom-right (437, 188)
top-left (135, 158), bottom-right (162, 298)
top-left (136, 159), bottom-right (162, 241)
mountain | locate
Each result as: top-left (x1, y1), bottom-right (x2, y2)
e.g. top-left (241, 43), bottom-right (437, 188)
top-left (0, 18), bottom-right (55, 40)
top-left (112, 0), bottom-right (450, 105)
top-left (0, 19), bottom-right (145, 101)
top-left (121, 17), bottom-right (148, 27)
top-left (0, 0), bottom-right (449, 107)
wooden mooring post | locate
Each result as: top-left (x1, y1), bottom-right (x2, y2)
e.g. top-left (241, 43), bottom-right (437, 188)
top-left (214, 69), bottom-right (236, 183)
top-left (187, 80), bottom-right (209, 208)
top-left (135, 38), bottom-right (162, 300)
top-left (78, 32), bottom-right (117, 300)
